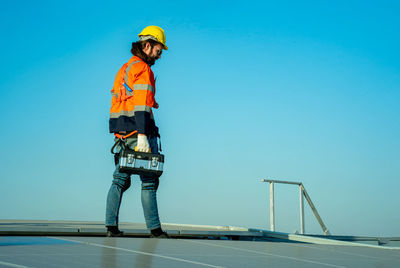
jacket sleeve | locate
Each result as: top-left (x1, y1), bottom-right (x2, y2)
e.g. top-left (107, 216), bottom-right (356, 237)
top-left (133, 63), bottom-right (156, 135)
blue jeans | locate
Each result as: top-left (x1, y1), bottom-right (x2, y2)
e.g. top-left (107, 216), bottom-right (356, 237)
top-left (105, 136), bottom-right (161, 230)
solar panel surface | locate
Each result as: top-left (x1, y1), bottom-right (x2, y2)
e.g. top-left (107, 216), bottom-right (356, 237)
top-left (0, 221), bottom-right (399, 267)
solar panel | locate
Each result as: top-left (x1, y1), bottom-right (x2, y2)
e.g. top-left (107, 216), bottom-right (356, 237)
top-left (0, 221), bottom-right (399, 267)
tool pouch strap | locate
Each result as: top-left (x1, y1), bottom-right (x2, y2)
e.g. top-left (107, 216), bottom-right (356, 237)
top-left (111, 138), bottom-right (126, 154)
top-left (111, 130), bottom-right (139, 165)
top-left (111, 130), bottom-right (138, 154)
top-left (111, 138), bottom-right (127, 165)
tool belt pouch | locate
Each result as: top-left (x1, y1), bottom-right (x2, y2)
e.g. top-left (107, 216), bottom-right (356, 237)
top-left (119, 149), bottom-right (164, 177)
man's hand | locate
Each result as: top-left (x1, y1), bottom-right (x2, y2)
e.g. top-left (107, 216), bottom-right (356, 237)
top-left (136, 134), bottom-right (150, 152)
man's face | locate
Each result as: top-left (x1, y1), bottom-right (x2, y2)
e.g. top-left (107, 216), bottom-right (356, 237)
top-left (143, 43), bottom-right (163, 66)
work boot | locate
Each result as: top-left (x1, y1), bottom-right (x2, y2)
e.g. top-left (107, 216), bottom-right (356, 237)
top-left (150, 232), bottom-right (170, 238)
top-left (150, 227), bottom-right (170, 238)
top-left (106, 226), bottom-right (124, 237)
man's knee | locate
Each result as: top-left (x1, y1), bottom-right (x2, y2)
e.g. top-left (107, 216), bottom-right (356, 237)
top-left (141, 180), bottom-right (159, 191)
top-left (112, 176), bottom-right (131, 191)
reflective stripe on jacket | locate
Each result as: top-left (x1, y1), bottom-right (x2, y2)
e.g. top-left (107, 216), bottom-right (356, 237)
top-left (109, 56), bottom-right (159, 136)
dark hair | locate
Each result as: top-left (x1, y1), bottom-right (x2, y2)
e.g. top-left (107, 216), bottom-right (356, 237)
top-left (130, 39), bottom-right (160, 65)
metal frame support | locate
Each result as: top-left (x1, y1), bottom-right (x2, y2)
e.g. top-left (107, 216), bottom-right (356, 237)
top-left (300, 186), bottom-right (305, 234)
top-left (261, 179), bottom-right (330, 235)
top-left (300, 184), bottom-right (331, 235)
top-left (270, 182), bottom-right (275, 232)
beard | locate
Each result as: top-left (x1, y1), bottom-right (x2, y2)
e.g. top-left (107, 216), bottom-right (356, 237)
top-left (146, 55), bottom-right (157, 66)
top-left (131, 42), bottom-right (158, 66)
top-left (145, 48), bottom-right (161, 66)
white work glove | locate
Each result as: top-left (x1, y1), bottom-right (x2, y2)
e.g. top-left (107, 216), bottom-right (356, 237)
top-left (136, 134), bottom-right (150, 152)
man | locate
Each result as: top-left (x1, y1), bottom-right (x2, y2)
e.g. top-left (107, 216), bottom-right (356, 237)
top-left (106, 26), bottom-right (168, 238)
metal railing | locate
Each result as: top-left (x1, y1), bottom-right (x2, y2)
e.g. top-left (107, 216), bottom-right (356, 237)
top-left (261, 179), bottom-right (331, 235)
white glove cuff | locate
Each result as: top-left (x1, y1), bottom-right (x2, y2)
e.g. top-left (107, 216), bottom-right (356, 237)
top-left (137, 135), bottom-right (150, 152)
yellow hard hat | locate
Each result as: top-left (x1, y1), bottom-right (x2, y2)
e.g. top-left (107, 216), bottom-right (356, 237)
top-left (138, 25), bottom-right (168, 50)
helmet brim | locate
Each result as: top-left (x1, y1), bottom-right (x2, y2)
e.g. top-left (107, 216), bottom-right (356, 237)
top-left (139, 35), bottom-right (168, 50)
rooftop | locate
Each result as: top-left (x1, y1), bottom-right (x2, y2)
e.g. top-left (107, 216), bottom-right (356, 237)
top-left (0, 220), bottom-right (399, 267)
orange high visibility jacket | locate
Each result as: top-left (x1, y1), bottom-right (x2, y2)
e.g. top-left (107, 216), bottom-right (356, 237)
top-left (109, 56), bottom-right (159, 136)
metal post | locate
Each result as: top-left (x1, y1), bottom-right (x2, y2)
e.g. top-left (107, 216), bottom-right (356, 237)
top-left (299, 185), bottom-right (305, 234)
top-left (270, 182), bottom-right (275, 232)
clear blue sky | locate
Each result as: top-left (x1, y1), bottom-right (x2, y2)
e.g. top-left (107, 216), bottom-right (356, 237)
top-left (1, 0), bottom-right (399, 237)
